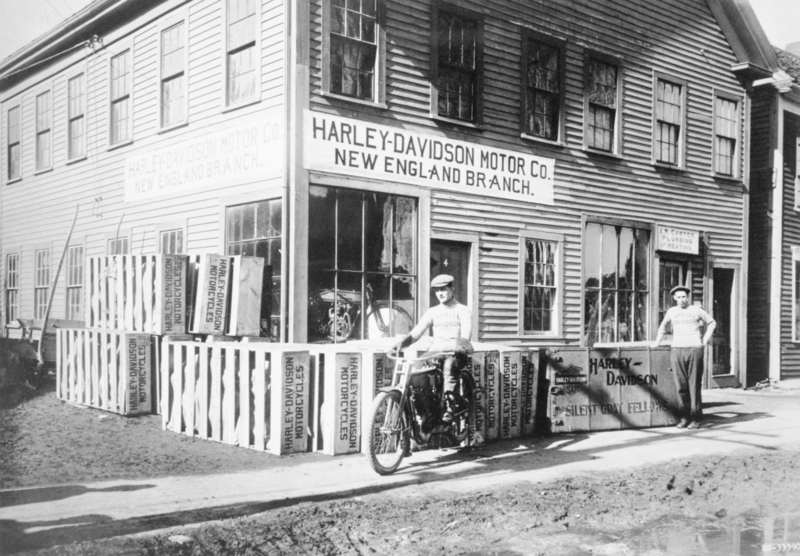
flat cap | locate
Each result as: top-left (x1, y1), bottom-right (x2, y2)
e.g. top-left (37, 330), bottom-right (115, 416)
top-left (430, 274), bottom-right (455, 288)
top-left (670, 285), bottom-right (691, 296)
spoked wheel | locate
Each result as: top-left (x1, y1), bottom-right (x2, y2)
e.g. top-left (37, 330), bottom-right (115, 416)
top-left (449, 371), bottom-right (476, 446)
top-left (366, 390), bottom-right (410, 475)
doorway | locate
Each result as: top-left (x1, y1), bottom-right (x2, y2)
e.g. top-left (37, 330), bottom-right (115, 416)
top-left (711, 267), bottom-right (736, 380)
top-left (430, 240), bottom-right (471, 309)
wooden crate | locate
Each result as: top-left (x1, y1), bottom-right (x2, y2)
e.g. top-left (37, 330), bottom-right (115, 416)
top-left (227, 256), bottom-right (265, 337)
top-left (521, 349), bottom-right (540, 437)
top-left (160, 340), bottom-right (311, 455)
top-left (499, 349), bottom-right (523, 439)
top-left (56, 328), bottom-right (157, 415)
top-left (311, 348), bottom-right (363, 456)
top-left (85, 255), bottom-right (189, 335)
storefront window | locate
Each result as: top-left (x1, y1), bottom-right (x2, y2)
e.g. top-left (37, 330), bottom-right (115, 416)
top-left (584, 222), bottom-right (649, 346)
top-left (308, 186), bottom-right (417, 343)
top-left (226, 199), bottom-right (282, 340)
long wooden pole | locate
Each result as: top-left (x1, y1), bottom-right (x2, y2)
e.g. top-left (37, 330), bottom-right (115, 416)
top-left (38, 204), bottom-right (80, 368)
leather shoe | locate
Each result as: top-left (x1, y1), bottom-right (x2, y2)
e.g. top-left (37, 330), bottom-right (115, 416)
top-left (442, 411), bottom-right (454, 424)
top-left (676, 419), bottom-right (689, 428)
top-left (687, 421), bottom-right (700, 429)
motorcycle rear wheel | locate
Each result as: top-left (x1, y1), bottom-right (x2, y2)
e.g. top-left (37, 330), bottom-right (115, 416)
top-left (366, 390), bottom-right (410, 475)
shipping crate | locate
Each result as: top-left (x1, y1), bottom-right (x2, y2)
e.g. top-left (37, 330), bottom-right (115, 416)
top-left (498, 349), bottom-right (523, 439)
top-left (521, 349), bottom-right (540, 436)
top-left (85, 255), bottom-right (189, 335)
top-left (161, 340), bottom-right (311, 455)
top-left (190, 254), bottom-right (232, 335)
top-left (56, 328), bottom-right (157, 415)
top-left (312, 348), bottom-right (363, 455)
top-left (227, 256), bottom-right (265, 337)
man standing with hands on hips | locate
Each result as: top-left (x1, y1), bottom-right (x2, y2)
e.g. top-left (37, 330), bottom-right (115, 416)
top-left (652, 285), bottom-right (716, 430)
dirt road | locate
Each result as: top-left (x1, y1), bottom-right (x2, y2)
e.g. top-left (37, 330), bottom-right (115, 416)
top-left (2, 385), bottom-right (800, 555)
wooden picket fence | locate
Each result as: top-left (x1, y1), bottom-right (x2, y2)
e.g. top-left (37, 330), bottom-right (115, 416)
top-left (161, 339), bottom-right (312, 455)
top-left (56, 328), bottom-right (158, 415)
top-left (85, 254), bottom-right (189, 335)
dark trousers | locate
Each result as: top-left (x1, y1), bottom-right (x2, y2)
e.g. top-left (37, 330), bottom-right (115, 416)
top-left (670, 347), bottom-right (704, 421)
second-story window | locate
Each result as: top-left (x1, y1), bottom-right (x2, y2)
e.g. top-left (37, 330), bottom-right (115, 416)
top-left (714, 94), bottom-right (739, 177)
top-left (523, 36), bottom-right (562, 141)
top-left (6, 106), bottom-right (20, 181)
top-left (161, 21), bottom-right (186, 127)
top-left (110, 50), bottom-right (132, 145)
top-left (654, 76), bottom-right (686, 166)
top-left (585, 56), bottom-right (619, 153)
top-left (35, 91), bottom-right (52, 171)
top-left (226, 0), bottom-right (258, 106)
top-left (329, 0), bottom-right (378, 101)
top-left (433, 7), bottom-right (481, 123)
top-left (68, 74), bottom-right (86, 160)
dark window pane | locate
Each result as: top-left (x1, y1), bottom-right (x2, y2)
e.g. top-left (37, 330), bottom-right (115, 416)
top-left (337, 189), bottom-right (363, 271)
top-left (309, 186), bottom-right (337, 271)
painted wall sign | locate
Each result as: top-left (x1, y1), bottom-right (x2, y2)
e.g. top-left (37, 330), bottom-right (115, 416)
top-left (304, 111), bottom-right (556, 205)
top-left (124, 114), bottom-right (283, 202)
top-left (657, 225), bottom-right (700, 255)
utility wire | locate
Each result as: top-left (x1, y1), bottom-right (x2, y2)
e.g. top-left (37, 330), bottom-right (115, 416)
top-left (1, 37), bottom-right (99, 81)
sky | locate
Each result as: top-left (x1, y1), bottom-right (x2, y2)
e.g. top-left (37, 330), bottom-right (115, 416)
top-left (0, 0), bottom-right (798, 64)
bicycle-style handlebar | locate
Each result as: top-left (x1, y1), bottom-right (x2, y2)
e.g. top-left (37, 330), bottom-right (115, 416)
top-left (387, 349), bottom-right (454, 362)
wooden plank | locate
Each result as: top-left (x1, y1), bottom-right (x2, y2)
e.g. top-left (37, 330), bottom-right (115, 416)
top-left (238, 349), bottom-right (251, 448)
top-left (134, 255), bottom-right (144, 333)
top-left (105, 258), bottom-right (114, 331)
top-left (227, 256), bottom-right (264, 336)
top-left (359, 351), bottom-right (392, 455)
top-left (161, 254), bottom-right (189, 335)
top-left (222, 346), bottom-right (236, 443)
top-left (197, 344), bottom-right (209, 439)
top-left (145, 256), bottom-right (155, 334)
top-left (100, 331), bottom-right (110, 411)
top-left (269, 350), bottom-right (311, 455)
top-left (252, 351), bottom-right (266, 451)
top-left (521, 350), bottom-right (538, 436)
top-left (183, 341), bottom-right (195, 435)
top-left (210, 345), bottom-right (222, 441)
top-left (109, 331), bottom-right (120, 413)
top-left (468, 351), bottom-right (488, 442)
top-left (484, 351), bottom-right (500, 441)
top-left (117, 256), bottom-right (126, 331)
top-left (75, 329), bottom-right (85, 404)
top-left (322, 351), bottom-right (361, 455)
top-left (125, 255), bottom-right (135, 331)
top-left (172, 343), bottom-right (183, 433)
top-left (89, 329), bottom-right (99, 407)
top-left (499, 349), bottom-right (522, 439)
top-left (161, 340), bottom-right (171, 428)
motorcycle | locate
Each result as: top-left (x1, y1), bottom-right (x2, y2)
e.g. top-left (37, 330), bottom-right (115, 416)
top-left (365, 349), bottom-right (476, 475)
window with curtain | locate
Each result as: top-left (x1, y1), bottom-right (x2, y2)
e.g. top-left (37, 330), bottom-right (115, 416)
top-left (226, 199), bottom-right (282, 340)
top-left (110, 50), bottom-right (131, 145)
top-left (35, 91), bottom-right (52, 170)
top-left (524, 37), bottom-right (561, 141)
top-left (226, 0), bottom-right (257, 106)
top-left (68, 74), bottom-right (86, 159)
top-left (5, 254), bottom-right (19, 323)
top-left (583, 222), bottom-right (650, 346)
top-left (161, 21), bottom-right (186, 127)
top-left (66, 245), bottom-right (84, 320)
top-left (6, 106), bottom-right (20, 181)
top-left (435, 9), bottom-right (479, 122)
top-left (308, 186), bottom-right (417, 343)
top-left (329, 0), bottom-right (378, 101)
top-left (586, 57), bottom-right (618, 152)
top-left (34, 249), bottom-right (51, 319)
top-left (522, 238), bottom-right (558, 333)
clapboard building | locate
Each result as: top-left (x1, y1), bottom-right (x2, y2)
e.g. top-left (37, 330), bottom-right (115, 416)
top-left (745, 42), bottom-right (800, 385)
top-left (0, 0), bottom-right (775, 387)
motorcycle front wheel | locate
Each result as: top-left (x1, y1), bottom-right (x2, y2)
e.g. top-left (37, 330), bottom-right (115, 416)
top-left (366, 390), bottom-right (410, 475)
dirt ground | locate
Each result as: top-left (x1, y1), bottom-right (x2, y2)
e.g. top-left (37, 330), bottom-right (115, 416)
top-left (9, 450), bottom-right (800, 556)
top-left (2, 368), bottom-right (800, 555)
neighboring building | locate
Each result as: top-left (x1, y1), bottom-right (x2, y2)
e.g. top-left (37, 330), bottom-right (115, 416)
top-left (745, 43), bottom-right (800, 385)
top-left (0, 0), bottom-right (772, 387)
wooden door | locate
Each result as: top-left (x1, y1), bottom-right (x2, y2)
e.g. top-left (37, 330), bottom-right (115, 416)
top-left (430, 240), bottom-right (470, 308)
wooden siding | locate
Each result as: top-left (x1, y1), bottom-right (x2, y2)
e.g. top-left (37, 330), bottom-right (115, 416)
top-left (308, 0), bottom-right (747, 347)
top-left (779, 112), bottom-right (800, 379)
top-left (0, 0), bottom-right (286, 324)
top-left (746, 87), bottom-right (774, 383)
